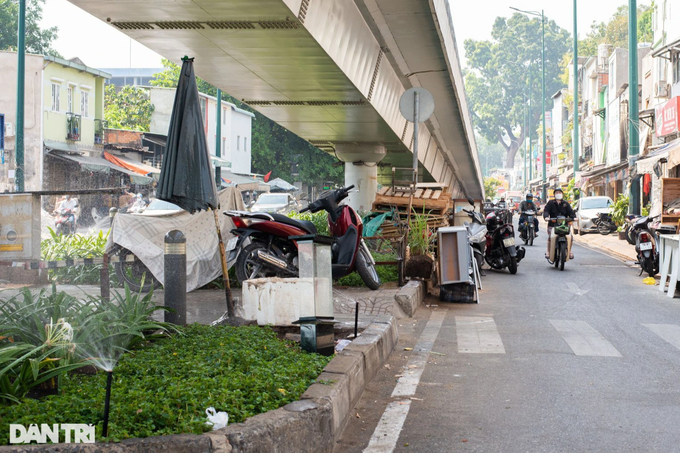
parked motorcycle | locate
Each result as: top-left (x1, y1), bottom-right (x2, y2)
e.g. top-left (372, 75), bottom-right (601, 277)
top-left (519, 210), bottom-right (537, 246)
top-left (547, 216), bottom-right (573, 271)
top-left (624, 214), bottom-right (641, 245)
top-left (632, 215), bottom-right (676, 278)
top-left (224, 185), bottom-right (381, 289)
top-left (462, 200), bottom-right (487, 274)
top-left (592, 212), bottom-right (616, 235)
top-left (484, 211), bottom-right (525, 274)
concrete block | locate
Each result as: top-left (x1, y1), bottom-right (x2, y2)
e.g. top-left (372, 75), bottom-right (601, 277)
top-left (363, 321), bottom-right (397, 360)
top-left (221, 399), bottom-right (333, 453)
top-left (241, 278), bottom-right (311, 326)
top-left (323, 351), bottom-right (366, 411)
top-left (394, 280), bottom-right (424, 318)
top-left (301, 371), bottom-right (352, 438)
top-left (343, 333), bottom-right (384, 384)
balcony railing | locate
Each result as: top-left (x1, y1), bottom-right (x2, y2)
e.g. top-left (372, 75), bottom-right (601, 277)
top-left (66, 112), bottom-right (81, 141)
top-left (94, 119), bottom-right (106, 145)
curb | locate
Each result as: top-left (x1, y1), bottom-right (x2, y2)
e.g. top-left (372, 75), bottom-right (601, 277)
top-left (393, 281), bottom-right (425, 318)
top-left (2, 317), bottom-right (398, 453)
top-left (573, 237), bottom-right (636, 263)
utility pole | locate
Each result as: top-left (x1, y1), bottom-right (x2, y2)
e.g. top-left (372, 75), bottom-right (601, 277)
top-left (215, 89), bottom-right (222, 187)
top-left (541, 10), bottom-right (547, 201)
top-left (573, 0), bottom-right (580, 179)
top-left (15, 0), bottom-right (25, 192)
top-left (528, 65), bottom-right (532, 184)
top-left (524, 93), bottom-right (528, 192)
top-left (629, 0), bottom-right (641, 215)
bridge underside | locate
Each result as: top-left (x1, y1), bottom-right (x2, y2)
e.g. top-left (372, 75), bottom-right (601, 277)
top-left (68, 0), bottom-right (483, 199)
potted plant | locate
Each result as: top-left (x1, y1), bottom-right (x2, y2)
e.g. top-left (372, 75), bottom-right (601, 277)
top-left (611, 194), bottom-right (629, 240)
top-left (404, 208), bottom-right (435, 280)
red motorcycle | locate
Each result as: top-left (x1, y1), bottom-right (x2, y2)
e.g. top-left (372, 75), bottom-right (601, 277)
top-left (224, 185), bottom-right (381, 289)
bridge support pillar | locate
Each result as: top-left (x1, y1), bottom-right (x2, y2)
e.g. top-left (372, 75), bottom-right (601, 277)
top-left (334, 144), bottom-right (386, 213)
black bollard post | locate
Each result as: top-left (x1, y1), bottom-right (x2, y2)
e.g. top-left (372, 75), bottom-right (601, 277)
top-left (164, 230), bottom-right (186, 325)
top-left (100, 253), bottom-right (110, 301)
top-left (103, 371), bottom-right (113, 438)
top-left (354, 301), bottom-right (359, 339)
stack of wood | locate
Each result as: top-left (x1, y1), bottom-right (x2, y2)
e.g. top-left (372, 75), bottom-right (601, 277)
top-left (370, 186), bottom-right (452, 236)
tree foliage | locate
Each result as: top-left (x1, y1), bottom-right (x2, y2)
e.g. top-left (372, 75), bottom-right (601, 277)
top-left (579, 3), bottom-right (655, 56)
top-left (150, 59), bottom-right (343, 186)
top-left (0, 0), bottom-right (60, 56)
top-left (104, 85), bottom-right (154, 132)
top-left (464, 13), bottom-right (570, 169)
top-left (484, 177), bottom-right (502, 200)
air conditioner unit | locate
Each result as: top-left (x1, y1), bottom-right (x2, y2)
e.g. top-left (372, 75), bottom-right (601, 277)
top-left (655, 81), bottom-right (670, 98)
top-left (4, 122), bottom-right (14, 137)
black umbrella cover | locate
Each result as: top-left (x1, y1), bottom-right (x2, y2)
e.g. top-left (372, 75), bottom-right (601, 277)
top-left (157, 58), bottom-right (219, 213)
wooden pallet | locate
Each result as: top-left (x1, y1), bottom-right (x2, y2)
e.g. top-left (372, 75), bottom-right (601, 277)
top-left (373, 188), bottom-right (451, 215)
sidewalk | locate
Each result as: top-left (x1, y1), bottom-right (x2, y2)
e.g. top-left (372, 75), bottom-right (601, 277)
top-left (573, 231), bottom-right (637, 262)
top-left (0, 283), bottom-right (401, 329)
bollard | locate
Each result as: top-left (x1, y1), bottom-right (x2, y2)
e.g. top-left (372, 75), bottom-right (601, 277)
top-left (164, 230), bottom-right (186, 325)
top-left (109, 207), bottom-right (118, 228)
top-left (100, 252), bottom-right (110, 301)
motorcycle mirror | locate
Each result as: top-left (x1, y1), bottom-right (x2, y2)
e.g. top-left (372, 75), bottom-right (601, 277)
top-left (467, 197), bottom-right (475, 206)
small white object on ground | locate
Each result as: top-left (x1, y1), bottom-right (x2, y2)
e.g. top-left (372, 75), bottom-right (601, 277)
top-left (205, 407), bottom-right (229, 430)
top-left (335, 339), bottom-right (352, 353)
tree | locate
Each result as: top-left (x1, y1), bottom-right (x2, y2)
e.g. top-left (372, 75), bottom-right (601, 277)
top-left (484, 177), bottom-right (502, 200)
top-left (579, 3), bottom-right (654, 56)
top-left (0, 0), bottom-right (60, 56)
top-left (150, 59), bottom-right (343, 186)
top-left (476, 133), bottom-right (506, 176)
top-left (104, 85), bottom-right (154, 132)
top-left (464, 13), bottom-right (570, 169)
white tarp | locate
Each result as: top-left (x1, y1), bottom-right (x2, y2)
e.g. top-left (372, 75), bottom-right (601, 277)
top-left (107, 187), bottom-right (245, 292)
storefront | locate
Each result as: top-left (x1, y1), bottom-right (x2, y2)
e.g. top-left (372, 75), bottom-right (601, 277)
top-left (580, 162), bottom-right (628, 200)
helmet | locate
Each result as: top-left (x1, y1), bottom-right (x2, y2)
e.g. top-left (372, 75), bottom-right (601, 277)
top-left (554, 188), bottom-right (564, 194)
top-left (526, 193), bottom-right (533, 199)
top-left (136, 193), bottom-right (143, 199)
top-left (485, 211), bottom-right (498, 228)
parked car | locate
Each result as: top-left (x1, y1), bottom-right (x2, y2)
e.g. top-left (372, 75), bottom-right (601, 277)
top-left (250, 193), bottom-right (299, 214)
top-left (573, 196), bottom-right (614, 235)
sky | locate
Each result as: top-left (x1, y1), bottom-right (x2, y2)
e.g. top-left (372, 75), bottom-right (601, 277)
top-left (39, 0), bottom-right (651, 70)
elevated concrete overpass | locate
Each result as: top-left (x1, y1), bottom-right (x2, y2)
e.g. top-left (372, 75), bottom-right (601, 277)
top-left (69, 0), bottom-right (483, 210)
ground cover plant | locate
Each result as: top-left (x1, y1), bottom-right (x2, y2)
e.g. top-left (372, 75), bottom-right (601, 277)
top-left (0, 324), bottom-right (331, 444)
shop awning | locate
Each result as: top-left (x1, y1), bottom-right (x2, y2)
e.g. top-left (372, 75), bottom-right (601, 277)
top-left (268, 177), bottom-right (298, 192)
top-left (45, 147), bottom-right (153, 185)
top-left (651, 38), bottom-right (680, 60)
top-left (220, 171), bottom-right (270, 192)
top-left (103, 151), bottom-right (160, 181)
top-left (211, 155), bottom-right (231, 168)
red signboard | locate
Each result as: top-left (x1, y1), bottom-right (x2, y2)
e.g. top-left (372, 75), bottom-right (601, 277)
top-left (655, 96), bottom-right (680, 137)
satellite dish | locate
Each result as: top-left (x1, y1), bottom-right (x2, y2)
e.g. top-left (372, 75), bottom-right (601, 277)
top-left (399, 87), bottom-right (435, 123)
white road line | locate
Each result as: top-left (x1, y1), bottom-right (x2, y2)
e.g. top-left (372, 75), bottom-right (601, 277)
top-left (392, 310), bottom-right (447, 397)
top-left (550, 320), bottom-right (622, 357)
top-left (363, 310), bottom-right (446, 453)
top-left (643, 324), bottom-right (680, 350)
top-left (455, 316), bottom-right (506, 354)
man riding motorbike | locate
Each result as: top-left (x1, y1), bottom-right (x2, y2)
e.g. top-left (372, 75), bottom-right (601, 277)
top-left (519, 193), bottom-right (539, 237)
top-left (542, 188), bottom-right (576, 260)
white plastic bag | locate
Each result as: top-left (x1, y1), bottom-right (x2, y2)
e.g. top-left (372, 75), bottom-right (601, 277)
top-left (205, 407), bottom-right (229, 430)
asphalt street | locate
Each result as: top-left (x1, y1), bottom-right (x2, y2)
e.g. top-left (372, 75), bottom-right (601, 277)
top-left (335, 233), bottom-right (680, 453)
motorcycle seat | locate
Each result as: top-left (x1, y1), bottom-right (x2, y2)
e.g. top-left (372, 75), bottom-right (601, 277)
top-left (269, 213), bottom-right (318, 234)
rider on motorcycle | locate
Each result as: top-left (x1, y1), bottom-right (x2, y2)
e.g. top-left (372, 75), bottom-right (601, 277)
top-left (519, 193), bottom-right (539, 236)
top-left (542, 188), bottom-right (576, 260)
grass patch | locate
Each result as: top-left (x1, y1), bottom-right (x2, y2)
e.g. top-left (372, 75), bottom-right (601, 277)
top-left (0, 324), bottom-right (331, 444)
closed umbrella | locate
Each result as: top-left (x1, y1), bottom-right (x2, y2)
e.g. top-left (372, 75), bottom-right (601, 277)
top-left (157, 57), bottom-right (239, 323)
top-left (157, 57), bottom-right (218, 213)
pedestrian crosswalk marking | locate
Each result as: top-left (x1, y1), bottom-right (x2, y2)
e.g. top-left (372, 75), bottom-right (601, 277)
top-left (455, 316), bottom-right (505, 354)
top-left (643, 324), bottom-right (680, 350)
top-left (549, 320), bottom-right (622, 357)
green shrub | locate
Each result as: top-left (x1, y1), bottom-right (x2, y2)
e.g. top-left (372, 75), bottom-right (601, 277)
top-left (0, 287), bottom-right (173, 404)
top-left (288, 211), bottom-right (329, 236)
top-left (611, 194), bottom-right (630, 227)
top-left (0, 325), bottom-right (331, 444)
top-left (41, 229), bottom-right (109, 284)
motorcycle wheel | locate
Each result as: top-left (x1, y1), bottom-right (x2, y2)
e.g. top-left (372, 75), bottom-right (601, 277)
top-left (554, 246), bottom-right (560, 268)
top-left (597, 222), bottom-right (611, 235)
top-left (356, 246), bottom-right (381, 290)
top-left (559, 242), bottom-right (567, 271)
top-left (113, 246), bottom-right (161, 292)
top-left (508, 255), bottom-right (518, 274)
top-left (235, 242), bottom-right (288, 284)
top-left (55, 223), bottom-right (66, 236)
top-left (644, 256), bottom-right (658, 278)
top-left (528, 229), bottom-right (534, 247)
